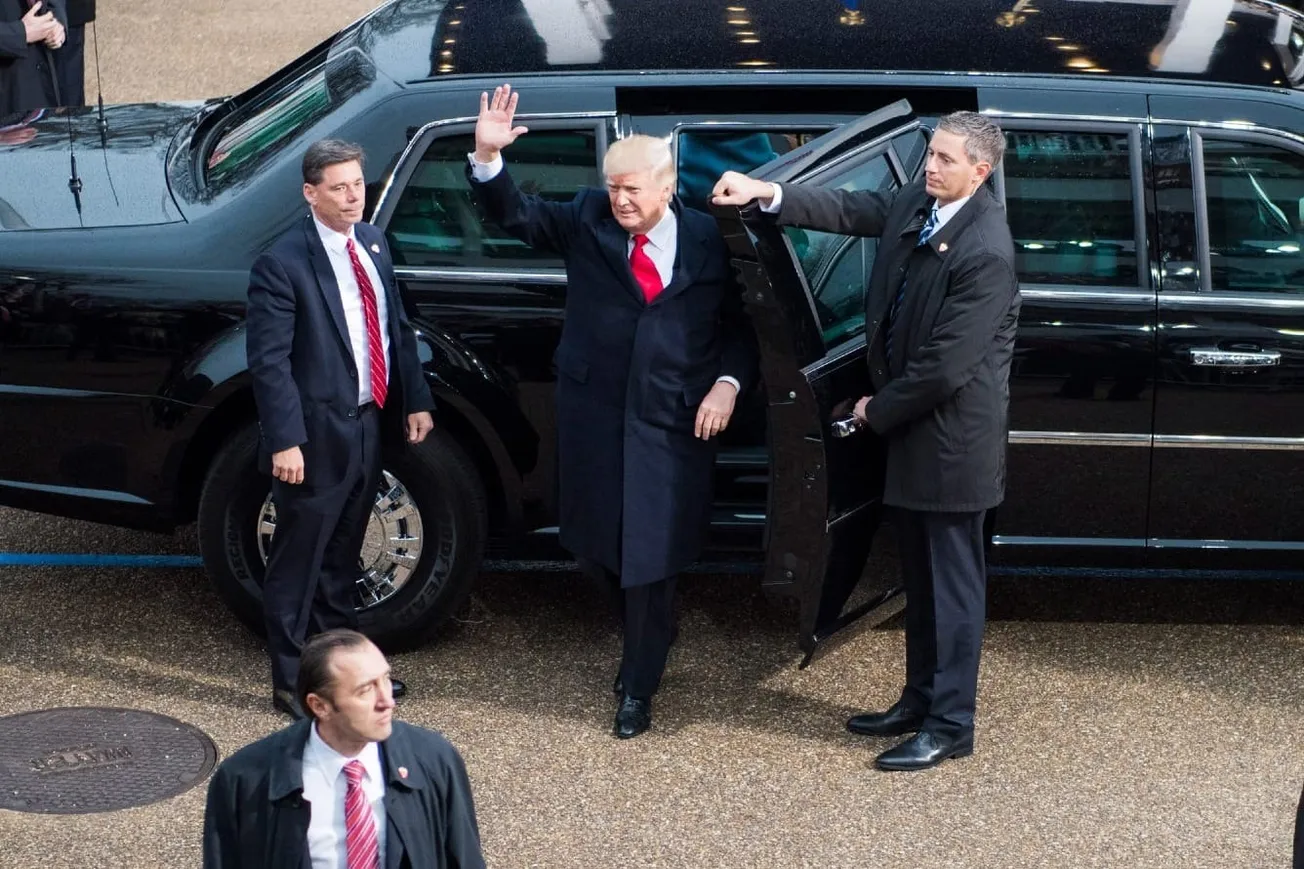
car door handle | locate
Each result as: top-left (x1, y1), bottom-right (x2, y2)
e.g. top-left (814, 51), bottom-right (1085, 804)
top-left (1188, 347), bottom-right (1281, 367)
top-left (830, 415), bottom-right (868, 438)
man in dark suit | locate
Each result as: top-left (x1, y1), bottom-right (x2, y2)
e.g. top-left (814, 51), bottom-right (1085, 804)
top-left (202, 629), bottom-right (485, 869)
top-left (713, 111), bottom-right (1019, 771)
top-left (246, 140), bottom-right (435, 719)
top-left (467, 85), bottom-right (756, 739)
top-left (0, 0), bottom-right (65, 117)
top-left (52, 0), bottom-right (89, 106)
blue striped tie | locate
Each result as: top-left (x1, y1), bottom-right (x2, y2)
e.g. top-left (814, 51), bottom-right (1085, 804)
top-left (885, 208), bottom-right (940, 363)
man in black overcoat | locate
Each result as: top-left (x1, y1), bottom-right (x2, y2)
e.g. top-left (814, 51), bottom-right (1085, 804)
top-left (0, 0), bottom-right (65, 117)
top-left (714, 111), bottom-right (1020, 771)
top-left (467, 84), bottom-right (756, 739)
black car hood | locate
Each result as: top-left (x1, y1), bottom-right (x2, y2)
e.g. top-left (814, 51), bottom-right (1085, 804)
top-left (0, 102), bottom-right (195, 232)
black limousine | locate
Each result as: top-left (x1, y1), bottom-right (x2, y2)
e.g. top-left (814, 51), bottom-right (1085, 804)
top-left (3, 0), bottom-right (1304, 652)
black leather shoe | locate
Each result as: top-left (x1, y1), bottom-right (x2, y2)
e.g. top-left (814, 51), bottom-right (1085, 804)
top-left (874, 731), bottom-right (973, 772)
top-left (391, 678), bottom-right (407, 699)
top-left (613, 695), bottom-right (652, 739)
top-left (847, 701), bottom-right (925, 737)
top-left (272, 689), bottom-right (306, 721)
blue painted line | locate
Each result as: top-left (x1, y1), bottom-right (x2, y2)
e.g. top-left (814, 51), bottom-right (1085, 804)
top-left (0, 554), bottom-right (204, 567)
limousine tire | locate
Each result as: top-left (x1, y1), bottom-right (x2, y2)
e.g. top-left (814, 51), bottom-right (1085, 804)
top-left (196, 421), bottom-right (487, 653)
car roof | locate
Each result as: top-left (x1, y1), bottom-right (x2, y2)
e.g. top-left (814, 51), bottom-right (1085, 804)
top-left (347, 0), bottom-right (1304, 92)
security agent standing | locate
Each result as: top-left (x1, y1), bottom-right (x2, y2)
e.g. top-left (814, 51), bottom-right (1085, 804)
top-left (467, 85), bottom-right (756, 739)
top-left (246, 140), bottom-right (435, 719)
top-left (0, 0), bottom-right (65, 116)
top-left (713, 111), bottom-right (1019, 771)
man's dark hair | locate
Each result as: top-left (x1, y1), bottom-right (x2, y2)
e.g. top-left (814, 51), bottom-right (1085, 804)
top-left (297, 628), bottom-right (372, 718)
top-left (302, 139), bottom-right (366, 185)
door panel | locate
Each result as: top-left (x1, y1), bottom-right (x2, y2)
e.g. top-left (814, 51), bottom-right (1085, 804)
top-left (1149, 123), bottom-right (1304, 558)
top-left (712, 100), bottom-right (918, 657)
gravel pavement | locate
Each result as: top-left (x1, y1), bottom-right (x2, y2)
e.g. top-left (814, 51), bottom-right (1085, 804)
top-left (1, 2), bottom-right (1303, 867)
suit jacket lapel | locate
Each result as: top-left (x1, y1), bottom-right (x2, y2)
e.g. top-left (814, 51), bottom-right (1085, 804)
top-left (303, 215), bottom-right (356, 360)
top-left (650, 200), bottom-right (703, 306)
top-left (590, 217), bottom-right (647, 305)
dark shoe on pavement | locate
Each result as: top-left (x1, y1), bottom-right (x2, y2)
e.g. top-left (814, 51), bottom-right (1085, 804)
top-left (873, 730), bottom-right (973, 772)
top-left (391, 677), bottom-right (407, 699)
top-left (847, 701), bottom-right (925, 737)
top-left (272, 689), bottom-right (306, 721)
top-left (613, 695), bottom-right (652, 739)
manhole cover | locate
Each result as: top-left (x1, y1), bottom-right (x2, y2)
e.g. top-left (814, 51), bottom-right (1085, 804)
top-left (0, 707), bottom-right (219, 814)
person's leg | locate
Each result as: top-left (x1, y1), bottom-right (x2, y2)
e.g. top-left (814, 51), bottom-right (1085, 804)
top-left (620, 575), bottom-right (678, 700)
top-left (54, 26), bottom-right (86, 107)
top-left (313, 409), bottom-right (380, 634)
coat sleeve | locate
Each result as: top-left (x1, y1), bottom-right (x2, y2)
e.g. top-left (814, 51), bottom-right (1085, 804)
top-left (774, 182), bottom-right (897, 238)
top-left (438, 744), bottom-right (486, 869)
top-left (201, 766), bottom-right (241, 869)
top-left (379, 235), bottom-right (436, 416)
top-left (0, 21), bottom-right (28, 59)
top-left (863, 251), bottom-right (1017, 436)
top-left (245, 252), bottom-right (307, 453)
top-left (466, 163), bottom-right (585, 257)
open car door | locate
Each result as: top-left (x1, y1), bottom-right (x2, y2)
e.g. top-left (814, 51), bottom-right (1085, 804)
top-left (711, 100), bottom-right (927, 664)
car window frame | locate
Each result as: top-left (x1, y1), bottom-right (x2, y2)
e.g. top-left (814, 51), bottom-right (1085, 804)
top-left (995, 117), bottom-right (1150, 295)
top-left (1191, 126), bottom-right (1304, 297)
top-left (370, 111), bottom-right (614, 283)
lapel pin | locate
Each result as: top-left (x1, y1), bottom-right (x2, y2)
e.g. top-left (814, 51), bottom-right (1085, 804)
top-left (370, 243), bottom-right (381, 254)
top-left (398, 766), bottom-right (408, 779)
top-left (938, 242), bottom-right (948, 252)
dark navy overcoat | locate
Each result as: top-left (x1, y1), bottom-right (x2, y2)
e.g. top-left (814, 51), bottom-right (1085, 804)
top-left (470, 167), bottom-right (756, 587)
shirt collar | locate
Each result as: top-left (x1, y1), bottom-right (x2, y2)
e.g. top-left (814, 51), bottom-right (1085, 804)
top-left (312, 212), bottom-right (358, 256)
top-left (637, 207), bottom-right (677, 250)
top-left (306, 722), bottom-right (383, 787)
top-left (931, 195), bottom-right (971, 231)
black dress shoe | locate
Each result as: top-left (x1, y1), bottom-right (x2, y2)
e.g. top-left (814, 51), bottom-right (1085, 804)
top-left (847, 701), bottom-right (925, 737)
top-left (613, 695), bottom-right (652, 739)
top-left (391, 678), bottom-right (407, 699)
top-left (272, 689), bottom-right (306, 721)
top-left (874, 731), bottom-right (973, 772)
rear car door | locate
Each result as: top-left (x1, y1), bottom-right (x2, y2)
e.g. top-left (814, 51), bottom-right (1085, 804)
top-left (712, 100), bottom-right (924, 660)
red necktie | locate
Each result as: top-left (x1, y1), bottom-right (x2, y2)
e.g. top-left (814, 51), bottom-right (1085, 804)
top-left (346, 238), bottom-right (388, 409)
top-left (343, 760), bottom-right (380, 869)
top-left (629, 234), bottom-right (663, 303)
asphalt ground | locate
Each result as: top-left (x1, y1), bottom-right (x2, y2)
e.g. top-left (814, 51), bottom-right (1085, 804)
top-left (2, 2), bottom-right (1304, 867)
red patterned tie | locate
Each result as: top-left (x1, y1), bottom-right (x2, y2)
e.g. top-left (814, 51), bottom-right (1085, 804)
top-left (343, 760), bottom-right (380, 869)
top-left (346, 238), bottom-right (388, 408)
top-left (629, 234), bottom-right (663, 303)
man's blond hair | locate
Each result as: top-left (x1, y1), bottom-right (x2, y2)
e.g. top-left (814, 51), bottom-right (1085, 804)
top-left (603, 134), bottom-right (676, 187)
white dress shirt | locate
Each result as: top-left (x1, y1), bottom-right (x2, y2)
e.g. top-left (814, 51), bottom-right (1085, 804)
top-left (764, 181), bottom-right (971, 234)
top-left (313, 215), bottom-right (392, 405)
top-left (302, 724), bottom-right (388, 869)
top-left (467, 153), bottom-right (741, 393)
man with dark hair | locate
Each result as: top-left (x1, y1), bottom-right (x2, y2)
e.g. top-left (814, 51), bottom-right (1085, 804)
top-left (246, 139), bottom-right (435, 719)
top-left (202, 629), bottom-right (486, 869)
top-left (714, 111), bottom-right (1019, 771)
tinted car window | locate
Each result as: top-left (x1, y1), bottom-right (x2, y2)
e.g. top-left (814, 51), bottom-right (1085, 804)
top-left (387, 130), bottom-right (600, 268)
top-left (1204, 138), bottom-right (1304, 293)
top-left (1003, 130), bottom-right (1138, 287)
top-left (791, 154), bottom-right (895, 349)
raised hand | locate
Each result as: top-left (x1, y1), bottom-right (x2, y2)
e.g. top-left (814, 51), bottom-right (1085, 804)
top-left (473, 84), bottom-right (529, 164)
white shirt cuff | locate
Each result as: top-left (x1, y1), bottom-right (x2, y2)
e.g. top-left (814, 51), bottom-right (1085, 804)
top-left (716, 376), bottom-right (741, 392)
top-left (759, 183), bottom-right (783, 213)
top-left (467, 152), bottom-right (504, 182)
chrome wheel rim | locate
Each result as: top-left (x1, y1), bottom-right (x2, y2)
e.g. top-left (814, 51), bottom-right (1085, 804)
top-left (256, 470), bottom-right (425, 611)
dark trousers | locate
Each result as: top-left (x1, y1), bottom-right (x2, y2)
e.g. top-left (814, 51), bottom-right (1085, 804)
top-left (1294, 782), bottom-right (1303, 869)
top-left (583, 560), bottom-right (678, 700)
top-left (54, 26), bottom-right (85, 107)
top-left (894, 507), bottom-right (988, 738)
top-left (263, 404), bottom-right (382, 693)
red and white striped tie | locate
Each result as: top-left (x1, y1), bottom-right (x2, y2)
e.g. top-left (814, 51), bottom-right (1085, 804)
top-left (346, 238), bottom-right (388, 408)
top-left (343, 760), bottom-right (380, 869)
